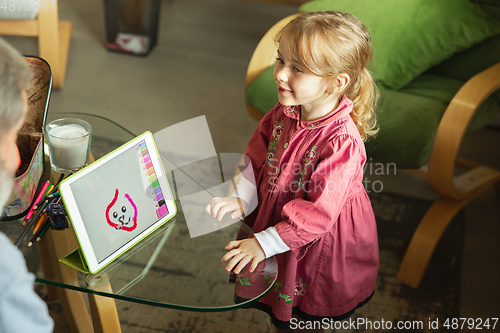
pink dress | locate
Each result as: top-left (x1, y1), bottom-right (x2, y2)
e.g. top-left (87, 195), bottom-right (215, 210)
top-left (236, 96), bottom-right (379, 324)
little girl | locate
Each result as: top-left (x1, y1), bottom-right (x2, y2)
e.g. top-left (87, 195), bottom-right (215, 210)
top-left (210, 11), bottom-right (379, 332)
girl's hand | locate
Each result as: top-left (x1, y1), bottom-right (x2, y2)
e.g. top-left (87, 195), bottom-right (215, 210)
top-left (209, 197), bottom-right (248, 221)
top-left (222, 238), bottom-right (265, 273)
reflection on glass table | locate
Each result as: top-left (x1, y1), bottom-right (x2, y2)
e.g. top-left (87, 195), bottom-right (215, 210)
top-left (7, 113), bottom-right (278, 333)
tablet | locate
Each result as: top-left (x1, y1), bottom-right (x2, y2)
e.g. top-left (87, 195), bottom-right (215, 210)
top-left (59, 131), bottom-right (177, 274)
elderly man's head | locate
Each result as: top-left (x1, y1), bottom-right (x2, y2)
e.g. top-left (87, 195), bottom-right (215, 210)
top-left (0, 38), bottom-right (31, 207)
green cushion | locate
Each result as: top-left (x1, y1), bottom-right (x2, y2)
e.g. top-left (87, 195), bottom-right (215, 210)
top-left (470, 0), bottom-right (500, 21)
top-left (246, 68), bottom-right (500, 168)
top-left (426, 33), bottom-right (500, 103)
top-left (427, 34), bottom-right (500, 82)
top-left (397, 75), bottom-right (499, 135)
top-left (246, 65), bottom-right (277, 115)
top-left (299, 0), bottom-right (500, 89)
top-left (368, 75), bottom-right (499, 168)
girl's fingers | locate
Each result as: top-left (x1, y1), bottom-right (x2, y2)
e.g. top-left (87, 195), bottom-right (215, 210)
top-left (221, 250), bottom-right (238, 263)
top-left (217, 203), bottom-right (241, 221)
top-left (209, 198), bottom-right (226, 217)
top-left (225, 240), bottom-right (241, 251)
top-left (233, 256), bottom-right (253, 274)
top-left (230, 208), bottom-right (243, 220)
top-left (250, 257), bottom-right (262, 273)
top-left (216, 204), bottom-right (231, 221)
top-left (210, 197), bottom-right (241, 221)
top-left (225, 253), bottom-right (246, 272)
top-left (221, 242), bottom-right (242, 263)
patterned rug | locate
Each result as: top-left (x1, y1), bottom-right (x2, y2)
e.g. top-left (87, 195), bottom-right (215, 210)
top-left (36, 191), bottom-right (463, 333)
top-left (350, 192), bottom-right (463, 333)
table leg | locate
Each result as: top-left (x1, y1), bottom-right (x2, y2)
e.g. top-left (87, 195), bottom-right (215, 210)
top-left (36, 152), bottom-right (98, 331)
top-left (87, 273), bottom-right (122, 333)
top-left (36, 235), bottom-right (59, 299)
top-left (44, 228), bottom-right (94, 333)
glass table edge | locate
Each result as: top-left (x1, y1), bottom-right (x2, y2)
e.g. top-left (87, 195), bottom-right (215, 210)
top-left (35, 256), bottom-right (277, 312)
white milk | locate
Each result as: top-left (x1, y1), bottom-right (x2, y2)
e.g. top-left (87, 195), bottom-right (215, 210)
top-left (48, 124), bottom-right (90, 170)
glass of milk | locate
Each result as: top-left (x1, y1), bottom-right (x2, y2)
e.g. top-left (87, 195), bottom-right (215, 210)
top-left (45, 118), bottom-right (92, 174)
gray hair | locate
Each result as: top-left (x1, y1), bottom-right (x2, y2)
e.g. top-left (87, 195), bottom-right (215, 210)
top-left (0, 37), bottom-right (32, 135)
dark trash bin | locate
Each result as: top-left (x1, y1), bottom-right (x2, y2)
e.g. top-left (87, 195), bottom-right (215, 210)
top-left (103, 0), bottom-right (161, 55)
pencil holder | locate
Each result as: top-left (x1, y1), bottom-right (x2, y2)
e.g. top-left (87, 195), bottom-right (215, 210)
top-left (0, 56), bottom-right (52, 221)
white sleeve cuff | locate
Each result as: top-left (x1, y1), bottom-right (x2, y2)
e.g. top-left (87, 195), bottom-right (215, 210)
top-left (254, 227), bottom-right (290, 259)
top-left (230, 176), bottom-right (257, 206)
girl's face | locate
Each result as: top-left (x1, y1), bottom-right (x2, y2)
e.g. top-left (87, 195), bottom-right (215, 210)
top-left (273, 49), bottom-right (337, 120)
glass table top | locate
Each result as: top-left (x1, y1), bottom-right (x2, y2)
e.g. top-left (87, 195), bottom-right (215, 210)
top-left (6, 112), bottom-right (278, 312)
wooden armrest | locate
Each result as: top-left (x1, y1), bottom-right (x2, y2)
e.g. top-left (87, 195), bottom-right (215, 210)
top-left (428, 62), bottom-right (500, 199)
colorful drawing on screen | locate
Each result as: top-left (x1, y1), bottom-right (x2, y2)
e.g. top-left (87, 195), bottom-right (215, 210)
top-left (105, 189), bottom-right (138, 232)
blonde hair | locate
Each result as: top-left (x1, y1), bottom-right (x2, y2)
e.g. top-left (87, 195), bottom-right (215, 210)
top-left (276, 11), bottom-right (379, 140)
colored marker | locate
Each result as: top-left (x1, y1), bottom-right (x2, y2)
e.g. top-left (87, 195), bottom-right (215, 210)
top-left (23, 180), bottom-right (50, 226)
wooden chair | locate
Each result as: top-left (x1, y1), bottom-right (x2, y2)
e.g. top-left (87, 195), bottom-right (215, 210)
top-left (244, 14), bottom-right (500, 288)
top-left (0, 0), bottom-right (73, 89)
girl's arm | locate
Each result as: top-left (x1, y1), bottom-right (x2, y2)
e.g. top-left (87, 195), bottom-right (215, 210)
top-left (221, 237), bottom-right (266, 273)
top-left (230, 174), bottom-right (257, 207)
top-left (211, 103), bottom-right (279, 221)
top-left (220, 226), bottom-right (290, 273)
top-left (254, 226), bottom-right (290, 258)
top-left (275, 135), bottom-right (363, 259)
top-left (217, 105), bottom-right (281, 272)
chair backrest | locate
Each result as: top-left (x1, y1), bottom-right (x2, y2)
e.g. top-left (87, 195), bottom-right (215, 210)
top-left (245, 14), bottom-right (299, 121)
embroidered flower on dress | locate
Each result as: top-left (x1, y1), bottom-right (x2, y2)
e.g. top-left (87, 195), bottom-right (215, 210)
top-left (239, 276), bottom-right (251, 286)
top-left (284, 105), bottom-right (298, 115)
top-left (293, 278), bottom-right (308, 297)
top-left (267, 151), bottom-right (275, 164)
top-left (235, 272), bottom-right (252, 287)
top-left (303, 146), bottom-right (317, 164)
top-left (272, 126), bottom-right (283, 142)
top-left (293, 146), bottom-right (318, 190)
top-left (278, 293), bottom-right (293, 304)
top-left (274, 281), bottom-right (283, 294)
top-left (267, 121), bottom-right (284, 166)
top-left (274, 280), bottom-right (293, 303)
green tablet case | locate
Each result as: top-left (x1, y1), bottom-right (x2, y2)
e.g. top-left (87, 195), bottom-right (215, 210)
top-left (60, 247), bottom-right (91, 273)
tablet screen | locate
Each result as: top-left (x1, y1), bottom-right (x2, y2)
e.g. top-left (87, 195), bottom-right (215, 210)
top-left (68, 139), bottom-right (171, 264)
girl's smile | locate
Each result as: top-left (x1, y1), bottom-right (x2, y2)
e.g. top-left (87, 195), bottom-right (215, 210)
top-left (277, 85), bottom-right (293, 95)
